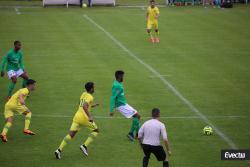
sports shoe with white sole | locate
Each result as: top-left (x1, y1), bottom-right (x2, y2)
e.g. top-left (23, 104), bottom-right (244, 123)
top-left (54, 149), bottom-right (61, 159)
top-left (127, 133), bottom-right (135, 141)
top-left (80, 145), bottom-right (88, 156)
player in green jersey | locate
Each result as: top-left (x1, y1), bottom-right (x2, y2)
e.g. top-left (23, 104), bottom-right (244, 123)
top-left (0, 41), bottom-right (29, 99)
top-left (110, 70), bottom-right (141, 141)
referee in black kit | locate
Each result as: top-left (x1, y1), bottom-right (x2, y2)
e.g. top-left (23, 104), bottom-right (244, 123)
top-left (138, 108), bottom-right (172, 167)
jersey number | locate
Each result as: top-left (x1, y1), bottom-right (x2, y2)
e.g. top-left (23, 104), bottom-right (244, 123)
top-left (79, 99), bottom-right (85, 107)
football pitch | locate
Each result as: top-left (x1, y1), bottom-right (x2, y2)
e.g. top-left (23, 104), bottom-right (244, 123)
top-left (0, 2), bottom-right (250, 167)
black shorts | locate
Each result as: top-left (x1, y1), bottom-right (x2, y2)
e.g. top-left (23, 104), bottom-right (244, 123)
top-left (142, 144), bottom-right (167, 161)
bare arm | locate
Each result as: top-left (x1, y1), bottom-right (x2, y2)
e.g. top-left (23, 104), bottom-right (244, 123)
top-left (164, 139), bottom-right (172, 156)
top-left (83, 103), bottom-right (93, 122)
top-left (155, 13), bottom-right (160, 20)
top-left (1, 54), bottom-right (8, 77)
top-left (161, 124), bottom-right (171, 156)
top-left (91, 103), bottom-right (99, 108)
top-left (138, 125), bottom-right (144, 149)
top-left (146, 12), bottom-right (149, 21)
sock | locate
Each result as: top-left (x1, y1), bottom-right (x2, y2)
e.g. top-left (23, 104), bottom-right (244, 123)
top-left (24, 112), bottom-right (31, 130)
top-left (163, 161), bottom-right (169, 167)
top-left (143, 157), bottom-right (149, 167)
top-left (1, 122), bottom-right (12, 135)
top-left (59, 134), bottom-right (72, 151)
top-left (8, 82), bottom-right (16, 97)
top-left (130, 117), bottom-right (140, 134)
top-left (22, 79), bottom-right (28, 88)
top-left (84, 131), bottom-right (98, 147)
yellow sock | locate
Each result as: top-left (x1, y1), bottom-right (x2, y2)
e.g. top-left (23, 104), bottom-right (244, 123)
top-left (84, 132), bottom-right (98, 147)
top-left (59, 134), bottom-right (72, 151)
top-left (1, 122), bottom-right (12, 135)
top-left (24, 112), bottom-right (31, 130)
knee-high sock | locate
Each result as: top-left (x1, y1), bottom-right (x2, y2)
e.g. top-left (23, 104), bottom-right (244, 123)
top-left (143, 157), bottom-right (149, 167)
top-left (59, 134), bottom-right (72, 151)
top-left (22, 79), bottom-right (28, 88)
top-left (129, 117), bottom-right (140, 134)
top-left (24, 112), bottom-right (31, 130)
top-left (1, 122), bottom-right (12, 135)
top-left (163, 161), bottom-right (169, 167)
top-left (84, 131), bottom-right (98, 147)
top-left (8, 82), bottom-right (16, 96)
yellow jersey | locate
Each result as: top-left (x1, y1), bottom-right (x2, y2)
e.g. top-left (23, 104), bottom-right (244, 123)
top-left (147, 6), bottom-right (160, 22)
top-left (73, 92), bottom-right (94, 123)
top-left (78, 92), bottom-right (94, 112)
top-left (6, 88), bottom-right (29, 106)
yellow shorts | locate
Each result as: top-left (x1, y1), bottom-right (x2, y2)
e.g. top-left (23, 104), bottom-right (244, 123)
top-left (70, 121), bottom-right (98, 132)
top-left (147, 20), bottom-right (158, 30)
top-left (4, 104), bottom-right (28, 119)
top-left (71, 111), bottom-right (98, 131)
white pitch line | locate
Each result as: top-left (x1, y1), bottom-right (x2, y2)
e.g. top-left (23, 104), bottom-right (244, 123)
top-left (27, 114), bottom-right (245, 119)
top-left (14, 7), bottom-right (21, 15)
top-left (0, 6), bottom-right (41, 9)
top-left (117, 5), bottom-right (166, 8)
top-left (83, 14), bottom-right (238, 149)
top-left (149, 74), bottom-right (171, 78)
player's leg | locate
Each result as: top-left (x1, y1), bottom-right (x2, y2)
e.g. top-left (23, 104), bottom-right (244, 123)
top-left (80, 121), bottom-right (99, 156)
top-left (154, 22), bottom-right (159, 43)
top-left (1, 117), bottom-right (13, 142)
top-left (128, 112), bottom-right (141, 140)
top-left (117, 104), bottom-right (141, 141)
top-left (18, 69), bottom-right (29, 88)
top-left (1, 104), bottom-right (14, 142)
top-left (55, 122), bottom-right (80, 159)
top-left (142, 144), bottom-right (151, 167)
top-left (22, 110), bottom-right (35, 135)
top-left (7, 70), bottom-right (17, 98)
top-left (153, 146), bottom-right (168, 167)
top-left (88, 0), bottom-right (92, 7)
top-left (147, 21), bottom-right (154, 43)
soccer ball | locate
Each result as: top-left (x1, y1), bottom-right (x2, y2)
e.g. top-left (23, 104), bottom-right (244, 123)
top-left (203, 126), bottom-right (213, 135)
top-left (82, 3), bottom-right (87, 7)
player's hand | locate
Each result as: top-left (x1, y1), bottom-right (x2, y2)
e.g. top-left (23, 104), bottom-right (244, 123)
top-left (1, 71), bottom-right (4, 77)
top-left (167, 150), bottom-right (172, 156)
top-left (109, 112), bottom-right (114, 117)
top-left (89, 117), bottom-right (94, 123)
top-left (92, 103), bottom-right (100, 108)
top-left (23, 106), bottom-right (30, 113)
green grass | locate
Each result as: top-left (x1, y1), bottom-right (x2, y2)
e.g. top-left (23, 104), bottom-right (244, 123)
top-left (0, 2), bottom-right (250, 167)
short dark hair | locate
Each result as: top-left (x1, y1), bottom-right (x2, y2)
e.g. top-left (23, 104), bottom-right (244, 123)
top-left (26, 79), bottom-right (36, 86)
top-left (152, 108), bottom-right (160, 118)
top-left (150, 0), bottom-right (155, 3)
top-left (85, 82), bottom-right (94, 92)
top-left (14, 40), bottom-right (21, 45)
top-left (115, 70), bottom-right (124, 79)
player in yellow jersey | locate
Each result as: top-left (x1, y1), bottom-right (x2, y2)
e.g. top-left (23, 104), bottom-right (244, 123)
top-left (55, 82), bottom-right (99, 159)
top-left (0, 79), bottom-right (36, 142)
top-left (146, 0), bottom-right (160, 43)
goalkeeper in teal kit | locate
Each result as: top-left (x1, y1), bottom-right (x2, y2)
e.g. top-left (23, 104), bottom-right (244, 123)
top-left (110, 70), bottom-right (141, 141)
top-left (0, 41), bottom-right (29, 99)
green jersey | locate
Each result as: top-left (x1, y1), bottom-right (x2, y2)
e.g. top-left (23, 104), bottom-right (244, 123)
top-left (0, 49), bottom-right (24, 72)
top-left (110, 80), bottom-right (127, 112)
